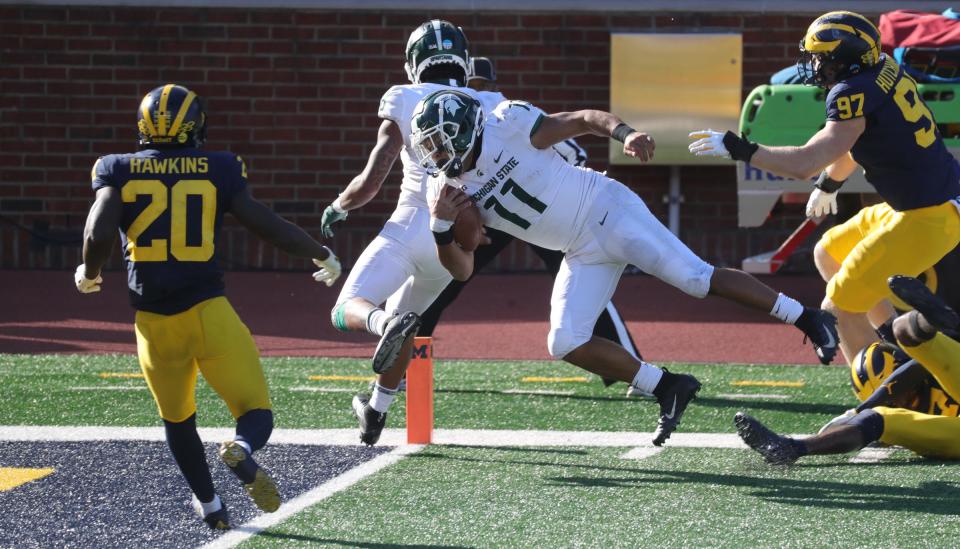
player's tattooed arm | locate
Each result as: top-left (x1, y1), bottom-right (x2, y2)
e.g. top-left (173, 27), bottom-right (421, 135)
top-left (336, 119), bottom-right (404, 211)
top-left (81, 186), bottom-right (121, 278)
top-left (750, 118), bottom-right (864, 180)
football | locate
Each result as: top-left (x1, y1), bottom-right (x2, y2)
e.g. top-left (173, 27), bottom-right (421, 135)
top-left (453, 201), bottom-right (483, 251)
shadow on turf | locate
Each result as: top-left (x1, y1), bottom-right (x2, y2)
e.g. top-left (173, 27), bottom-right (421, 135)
top-left (549, 468), bottom-right (960, 515)
top-left (437, 388), bottom-right (848, 416)
top-left (257, 531), bottom-right (470, 548)
top-left (415, 449), bottom-right (960, 515)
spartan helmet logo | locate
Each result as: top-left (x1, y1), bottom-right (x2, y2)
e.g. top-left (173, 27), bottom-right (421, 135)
top-left (438, 94), bottom-right (465, 119)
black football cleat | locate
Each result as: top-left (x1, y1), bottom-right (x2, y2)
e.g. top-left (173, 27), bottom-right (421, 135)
top-left (796, 308), bottom-right (839, 365)
top-left (352, 393), bottom-right (387, 446)
top-left (888, 275), bottom-right (960, 333)
top-left (193, 495), bottom-right (231, 530)
top-left (734, 412), bottom-right (800, 465)
top-left (652, 371), bottom-right (701, 446)
top-left (372, 312), bottom-right (422, 374)
top-left (219, 441), bottom-right (280, 512)
top-left (602, 377), bottom-right (618, 388)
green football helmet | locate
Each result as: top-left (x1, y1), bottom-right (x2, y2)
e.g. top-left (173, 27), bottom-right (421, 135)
top-left (405, 19), bottom-right (470, 85)
top-left (411, 89), bottom-right (483, 178)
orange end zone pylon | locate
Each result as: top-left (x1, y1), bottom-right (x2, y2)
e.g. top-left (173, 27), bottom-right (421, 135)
top-left (406, 336), bottom-right (434, 444)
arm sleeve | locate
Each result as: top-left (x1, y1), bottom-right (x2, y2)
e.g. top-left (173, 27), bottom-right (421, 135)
top-left (90, 156), bottom-right (116, 191)
top-left (492, 100), bottom-right (547, 144)
top-left (825, 80), bottom-right (880, 122)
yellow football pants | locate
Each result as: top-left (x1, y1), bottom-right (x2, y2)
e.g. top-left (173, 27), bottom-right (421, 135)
top-left (821, 201), bottom-right (960, 313)
top-left (134, 296), bottom-right (271, 422)
top-left (877, 332), bottom-right (960, 458)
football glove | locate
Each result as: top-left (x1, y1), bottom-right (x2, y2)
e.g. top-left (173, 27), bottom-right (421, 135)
top-left (312, 248), bottom-right (342, 287)
top-left (320, 203), bottom-right (348, 238)
top-left (805, 188), bottom-right (838, 217)
top-left (74, 264), bottom-right (102, 294)
top-left (688, 130), bottom-right (758, 162)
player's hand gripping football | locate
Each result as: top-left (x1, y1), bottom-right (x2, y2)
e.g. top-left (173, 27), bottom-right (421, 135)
top-left (431, 185), bottom-right (473, 223)
top-left (74, 264), bottom-right (102, 294)
top-left (312, 246), bottom-right (342, 287)
top-left (622, 132), bottom-right (655, 162)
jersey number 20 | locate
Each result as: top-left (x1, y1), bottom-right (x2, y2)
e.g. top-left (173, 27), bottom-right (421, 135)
top-left (122, 179), bottom-right (216, 262)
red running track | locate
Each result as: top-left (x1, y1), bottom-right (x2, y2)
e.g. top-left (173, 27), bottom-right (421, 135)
top-left (0, 270), bottom-right (831, 365)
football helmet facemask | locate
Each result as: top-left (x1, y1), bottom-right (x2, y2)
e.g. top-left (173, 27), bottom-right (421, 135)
top-left (138, 83), bottom-right (206, 148)
top-left (410, 89), bottom-right (483, 179)
top-left (798, 11), bottom-right (881, 87)
top-left (405, 19), bottom-right (470, 85)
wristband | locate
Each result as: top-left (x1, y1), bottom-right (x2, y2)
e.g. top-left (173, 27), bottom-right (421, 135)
top-left (433, 228), bottom-right (454, 245)
top-left (721, 131), bottom-right (760, 162)
top-left (330, 197), bottom-right (346, 213)
top-left (813, 171), bottom-right (846, 193)
top-left (611, 123), bottom-right (636, 143)
top-left (429, 217), bottom-right (454, 232)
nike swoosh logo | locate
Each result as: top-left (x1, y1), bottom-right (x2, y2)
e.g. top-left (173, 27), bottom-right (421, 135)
top-left (821, 327), bottom-right (836, 349)
top-left (478, 171), bottom-right (484, 177)
top-left (598, 211), bottom-right (609, 226)
top-left (493, 151), bottom-right (503, 163)
top-left (664, 396), bottom-right (677, 420)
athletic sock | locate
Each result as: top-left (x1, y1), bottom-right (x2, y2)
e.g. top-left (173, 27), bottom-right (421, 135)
top-left (235, 409), bottom-right (273, 453)
top-left (366, 308), bottom-right (391, 336)
top-left (789, 437), bottom-right (809, 458)
top-left (369, 383), bottom-right (398, 413)
top-left (199, 494), bottom-right (223, 515)
top-left (770, 293), bottom-right (804, 324)
top-left (163, 414), bottom-right (215, 502)
top-left (632, 361), bottom-right (665, 395)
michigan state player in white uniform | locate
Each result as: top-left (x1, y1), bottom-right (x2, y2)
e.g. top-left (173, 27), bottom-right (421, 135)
top-left (414, 90), bottom-right (843, 444)
top-left (318, 20), bottom-right (501, 446)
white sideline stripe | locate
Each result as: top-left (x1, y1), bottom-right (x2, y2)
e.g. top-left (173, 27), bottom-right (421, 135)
top-left (287, 386), bottom-right (356, 394)
top-left (716, 393), bottom-right (789, 400)
top-left (200, 444), bottom-right (423, 549)
top-left (501, 389), bottom-right (575, 396)
top-left (620, 447), bottom-right (664, 460)
top-left (0, 426), bottom-right (755, 448)
top-left (849, 446), bottom-right (897, 463)
top-left (70, 386), bottom-right (147, 391)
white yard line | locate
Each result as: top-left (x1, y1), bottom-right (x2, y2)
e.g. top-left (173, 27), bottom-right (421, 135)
top-left (849, 446), bottom-right (898, 463)
top-left (715, 393), bottom-right (790, 400)
top-left (0, 426), bottom-right (755, 448)
top-left (620, 447), bottom-right (665, 460)
top-left (287, 386), bottom-right (357, 394)
top-left (501, 389), bottom-right (576, 396)
top-left (199, 444), bottom-right (423, 549)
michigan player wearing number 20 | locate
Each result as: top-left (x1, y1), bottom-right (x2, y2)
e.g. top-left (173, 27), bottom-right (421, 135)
top-left (415, 90), bottom-right (840, 445)
top-left (690, 11), bottom-right (960, 365)
top-left (74, 84), bottom-right (342, 529)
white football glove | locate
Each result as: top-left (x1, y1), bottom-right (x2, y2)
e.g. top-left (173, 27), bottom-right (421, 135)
top-left (74, 264), bottom-right (102, 294)
top-left (688, 129), bottom-right (729, 157)
top-left (312, 248), bottom-right (342, 287)
top-left (806, 188), bottom-right (838, 218)
top-left (817, 408), bottom-right (857, 435)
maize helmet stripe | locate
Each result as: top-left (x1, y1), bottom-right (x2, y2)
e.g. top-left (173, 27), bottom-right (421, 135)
top-left (825, 10), bottom-right (880, 36)
top-left (139, 97), bottom-right (158, 137)
top-left (157, 83), bottom-right (175, 136)
top-left (804, 23), bottom-right (878, 56)
top-left (167, 90), bottom-right (197, 137)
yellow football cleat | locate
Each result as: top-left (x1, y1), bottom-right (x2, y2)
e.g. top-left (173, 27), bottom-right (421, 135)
top-left (218, 440), bottom-right (280, 513)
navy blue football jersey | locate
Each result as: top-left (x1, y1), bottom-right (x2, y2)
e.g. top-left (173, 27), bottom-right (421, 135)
top-left (826, 55), bottom-right (960, 211)
top-left (91, 148), bottom-right (247, 314)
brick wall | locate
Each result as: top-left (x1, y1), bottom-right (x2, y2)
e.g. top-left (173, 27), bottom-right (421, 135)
top-left (0, 6), bottom-right (864, 271)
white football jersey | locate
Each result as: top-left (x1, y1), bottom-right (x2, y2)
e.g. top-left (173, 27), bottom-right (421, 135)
top-left (378, 84), bottom-right (501, 209)
top-left (437, 100), bottom-right (603, 251)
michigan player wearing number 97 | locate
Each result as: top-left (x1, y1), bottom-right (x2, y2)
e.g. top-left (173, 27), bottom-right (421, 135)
top-left (690, 11), bottom-right (960, 366)
top-left (74, 84), bottom-right (342, 529)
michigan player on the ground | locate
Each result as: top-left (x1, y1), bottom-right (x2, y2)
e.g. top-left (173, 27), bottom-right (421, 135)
top-left (316, 20), bottom-right (502, 446)
top-left (737, 275), bottom-right (960, 464)
top-left (417, 56), bottom-right (643, 392)
top-left (690, 11), bottom-right (960, 365)
top-left (413, 90), bottom-right (840, 445)
top-left (74, 84), bottom-right (341, 528)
